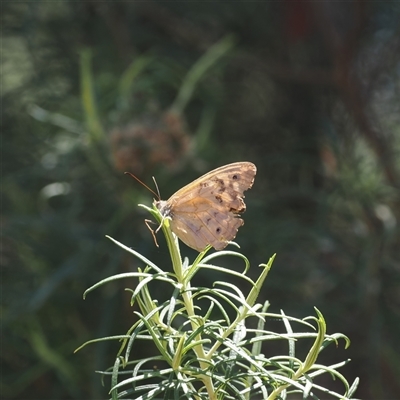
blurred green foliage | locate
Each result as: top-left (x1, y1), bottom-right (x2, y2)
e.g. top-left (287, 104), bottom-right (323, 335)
top-left (3, 2), bottom-right (400, 399)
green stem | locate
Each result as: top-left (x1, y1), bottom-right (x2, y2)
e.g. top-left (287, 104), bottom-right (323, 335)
top-left (160, 217), bottom-right (216, 398)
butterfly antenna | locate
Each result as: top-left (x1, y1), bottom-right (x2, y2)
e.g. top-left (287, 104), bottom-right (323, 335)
top-left (152, 176), bottom-right (161, 200)
top-left (124, 172), bottom-right (159, 199)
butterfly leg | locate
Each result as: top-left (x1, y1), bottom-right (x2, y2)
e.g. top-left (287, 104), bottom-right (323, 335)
top-left (145, 219), bottom-right (160, 248)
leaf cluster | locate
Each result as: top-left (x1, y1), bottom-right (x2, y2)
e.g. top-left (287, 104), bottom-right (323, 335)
top-left (77, 206), bottom-right (358, 400)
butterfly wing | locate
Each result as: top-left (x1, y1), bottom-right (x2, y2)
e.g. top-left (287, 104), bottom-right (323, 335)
top-left (157, 162), bottom-right (256, 251)
top-left (169, 198), bottom-right (245, 251)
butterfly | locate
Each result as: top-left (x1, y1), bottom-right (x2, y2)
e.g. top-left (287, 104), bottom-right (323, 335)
top-left (154, 162), bottom-right (256, 252)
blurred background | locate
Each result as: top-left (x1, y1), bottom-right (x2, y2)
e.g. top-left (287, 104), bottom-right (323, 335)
top-left (3, 2), bottom-right (400, 399)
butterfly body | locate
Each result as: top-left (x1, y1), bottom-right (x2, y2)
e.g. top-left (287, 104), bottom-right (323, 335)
top-left (154, 162), bottom-right (256, 252)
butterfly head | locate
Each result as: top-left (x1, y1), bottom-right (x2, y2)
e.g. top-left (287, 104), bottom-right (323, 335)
top-left (154, 200), bottom-right (172, 218)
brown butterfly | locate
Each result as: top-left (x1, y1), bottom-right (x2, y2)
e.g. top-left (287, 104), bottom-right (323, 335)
top-left (154, 162), bottom-right (256, 251)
